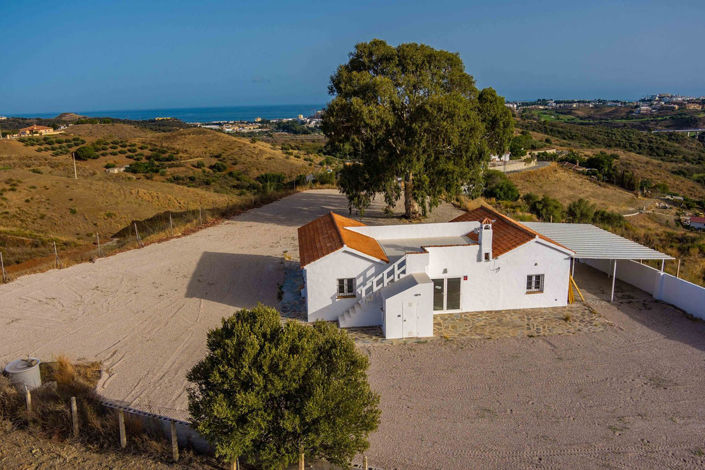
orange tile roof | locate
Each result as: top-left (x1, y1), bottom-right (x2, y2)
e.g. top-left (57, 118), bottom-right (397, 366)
top-left (298, 212), bottom-right (389, 267)
top-left (451, 205), bottom-right (571, 257)
top-left (19, 125), bottom-right (53, 131)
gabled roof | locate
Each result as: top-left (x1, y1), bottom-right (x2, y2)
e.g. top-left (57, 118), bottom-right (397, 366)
top-left (298, 212), bottom-right (389, 267)
top-left (451, 205), bottom-right (570, 257)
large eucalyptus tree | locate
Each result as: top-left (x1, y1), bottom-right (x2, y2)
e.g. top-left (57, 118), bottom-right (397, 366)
top-left (323, 39), bottom-right (513, 218)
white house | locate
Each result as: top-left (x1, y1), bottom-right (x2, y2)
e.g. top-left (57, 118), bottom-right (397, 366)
top-left (298, 206), bottom-right (574, 339)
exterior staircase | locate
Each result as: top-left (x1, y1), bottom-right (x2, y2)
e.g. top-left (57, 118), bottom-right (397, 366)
top-left (338, 256), bottom-right (408, 328)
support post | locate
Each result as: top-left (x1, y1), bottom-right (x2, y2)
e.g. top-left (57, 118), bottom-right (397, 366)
top-left (660, 259), bottom-right (665, 273)
top-left (96, 233), bottom-right (102, 257)
top-left (610, 260), bottom-right (617, 303)
top-left (72, 152), bottom-right (78, 179)
top-left (676, 259), bottom-right (681, 278)
top-left (118, 410), bottom-right (126, 448)
top-left (571, 258), bottom-right (575, 277)
top-left (169, 212), bottom-right (173, 234)
top-left (71, 396), bottom-right (79, 437)
top-left (170, 420), bottom-right (179, 462)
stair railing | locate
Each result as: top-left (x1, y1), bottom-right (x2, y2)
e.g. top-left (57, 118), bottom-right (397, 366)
top-left (358, 256), bottom-right (407, 299)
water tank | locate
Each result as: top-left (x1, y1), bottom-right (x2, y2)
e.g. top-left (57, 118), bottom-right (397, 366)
top-left (4, 358), bottom-right (42, 391)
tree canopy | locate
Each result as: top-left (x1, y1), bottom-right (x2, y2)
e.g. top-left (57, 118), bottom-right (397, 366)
top-left (323, 39), bottom-right (513, 218)
top-left (187, 305), bottom-right (380, 469)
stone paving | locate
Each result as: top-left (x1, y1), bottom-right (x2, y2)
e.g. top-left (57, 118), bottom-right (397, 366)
top-left (346, 302), bottom-right (611, 344)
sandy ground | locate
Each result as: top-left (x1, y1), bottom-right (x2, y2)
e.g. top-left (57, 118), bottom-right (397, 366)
top-left (3, 190), bottom-right (705, 468)
top-left (0, 189), bottom-right (460, 420)
top-left (362, 264), bottom-right (705, 469)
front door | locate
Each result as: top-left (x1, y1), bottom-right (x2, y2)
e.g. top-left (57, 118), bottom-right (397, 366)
top-left (432, 277), bottom-right (461, 312)
top-left (402, 301), bottom-right (417, 338)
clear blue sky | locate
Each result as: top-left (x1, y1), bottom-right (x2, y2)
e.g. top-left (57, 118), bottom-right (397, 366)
top-left (2, 0), bottom-right (704, 114)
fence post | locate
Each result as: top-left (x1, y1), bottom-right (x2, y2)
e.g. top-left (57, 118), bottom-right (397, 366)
top-left (676, 259), bottom-right (681, 278)
top-left (134, 223), bottom-right (143, 248)
top-left (170, 420), bottom-right (179, 462)
top-left (169, 212), bottom-right (173, 234)
top-left (199, 207), bottom-right (203, 225)
top-left (25, 387), bottom-right (32, 421)
top-left (0, 251), bottom-right (7, 283)
top-left (71, 396), bottom-right (79, 437)
top-left (363, 455), bottom-right (368, 470)
top-left (96, 233), bottom-right (102, 257)
top-left (118, 410), bottom-right (127, 448)
top-left (53, 241), bottom-right (61, 268)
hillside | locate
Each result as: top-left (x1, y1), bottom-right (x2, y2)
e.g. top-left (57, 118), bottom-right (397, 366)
top-left (506, 164), bottom-right (704, 285)
top-left (0, 123), bottom-right (332, 269)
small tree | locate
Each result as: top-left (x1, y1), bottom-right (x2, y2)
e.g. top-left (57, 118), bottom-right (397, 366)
top-left (187, 305), bottom-right (380, 469)
top-left (567, 198), bottom-right (595, 223)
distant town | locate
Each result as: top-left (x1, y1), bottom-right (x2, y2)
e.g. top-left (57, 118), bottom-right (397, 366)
top-left (507, 93), bottom-right (705, 114)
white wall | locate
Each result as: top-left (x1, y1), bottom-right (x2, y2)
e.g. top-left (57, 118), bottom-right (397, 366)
top-left (348, 221), bottom-right (479, 240)
top-left (424, 240), bottom-right (571, 313)
top-left (383, 277), bottom-right (434, 339)
top-left (582, 259), bottom-right (705, 320)
top-left (583, 259), bottom-right (661, 295)
top-left (304, 249), bottom-right (387, 322)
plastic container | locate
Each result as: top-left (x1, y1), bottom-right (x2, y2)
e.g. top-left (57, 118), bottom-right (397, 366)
top-left (4, 357), bottom-right (42, 391)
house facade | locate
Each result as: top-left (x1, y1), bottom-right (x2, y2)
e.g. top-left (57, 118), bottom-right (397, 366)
top-left (298, 206), bottom-right (573, 339)
top-left (688, 216), bottom-right (705, 230)
top-left (17, 125), bottom-right (55, 136)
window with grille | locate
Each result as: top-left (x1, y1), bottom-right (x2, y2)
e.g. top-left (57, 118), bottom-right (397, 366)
top-left (337, 278), bottom-right (355, 296)
top-left (526, 274), bottom-right (544, 293)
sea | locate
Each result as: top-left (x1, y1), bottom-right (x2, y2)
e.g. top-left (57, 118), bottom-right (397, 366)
top-left (13, 104), bottom-right (325, 123)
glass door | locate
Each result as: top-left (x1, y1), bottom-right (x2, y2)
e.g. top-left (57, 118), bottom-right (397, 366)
top-left (432, 278), bottom-right (461, 311)
top-left (446, 278), bottom-right (461, 310)
top-left (433, 279), bottom-right (445, 311)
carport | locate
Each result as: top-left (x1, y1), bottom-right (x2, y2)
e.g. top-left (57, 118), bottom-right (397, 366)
top-left (523, 222), bottom-right (674, 302)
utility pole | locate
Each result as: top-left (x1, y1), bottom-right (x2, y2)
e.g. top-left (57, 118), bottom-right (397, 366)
top-left (72, 152), bottom-right (78, 179)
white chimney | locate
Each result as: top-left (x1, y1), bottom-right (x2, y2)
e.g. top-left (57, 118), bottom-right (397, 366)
top-left (479, 218), bottom-right (493, 262)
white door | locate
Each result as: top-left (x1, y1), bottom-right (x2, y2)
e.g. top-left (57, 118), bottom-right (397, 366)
top-left (402, 300), bottom-right (417, 338)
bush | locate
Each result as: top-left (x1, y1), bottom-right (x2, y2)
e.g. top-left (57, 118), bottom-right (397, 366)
top-left (187, 305), bottom-right (380, 468)
top-left (528, 194), bottom-right (565, 222)
top-left (74, 145), bottom-right (98, 160)
top-left (567, 198), bottom-right (595, 223)
top-left (483, 170), bottom-right (519, 201)
top-left (209, 161), bottom-right (227, 172)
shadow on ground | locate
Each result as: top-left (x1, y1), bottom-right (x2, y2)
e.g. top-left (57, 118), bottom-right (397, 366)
top-left (575, 262), bottom-right (705, 353)
top-left (186, 252), bottom-right (283, 309)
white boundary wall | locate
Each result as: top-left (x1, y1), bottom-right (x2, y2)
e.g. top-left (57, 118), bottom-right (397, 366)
top-left (582, 259), bottom-right (705, 320)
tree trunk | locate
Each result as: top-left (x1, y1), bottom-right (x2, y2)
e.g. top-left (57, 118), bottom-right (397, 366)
top-left (404, 173), bottom-right (421, 219)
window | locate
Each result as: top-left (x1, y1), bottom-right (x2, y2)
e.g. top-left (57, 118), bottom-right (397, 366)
top-left (526, 274), bottom-right (544, 293)
top-left (337, 278), bottom-right (355, 297)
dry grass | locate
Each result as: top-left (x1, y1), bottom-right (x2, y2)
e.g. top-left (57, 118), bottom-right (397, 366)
top-left (508, 163), bottom-right (650, 213)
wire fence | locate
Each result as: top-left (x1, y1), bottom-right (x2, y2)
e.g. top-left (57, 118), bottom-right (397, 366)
top-left (0, 188), bottom-right (298, 283)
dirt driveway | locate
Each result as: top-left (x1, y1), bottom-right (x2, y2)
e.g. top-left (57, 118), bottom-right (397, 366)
top-left (2, 190), bottom-right (705, 469)
top-left (0, 189), bottom-right (459, 420)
